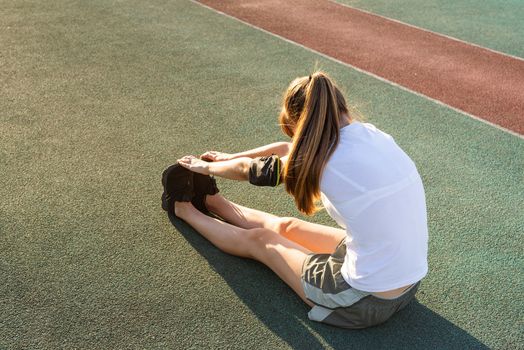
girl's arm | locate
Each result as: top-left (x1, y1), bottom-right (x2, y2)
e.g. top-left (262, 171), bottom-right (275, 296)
top-left (178, 154), bottom-right (288, 185)
top-left (177, 155), bottom-right (250, 181)
top-left (200, 142), bottom-right (291, 161)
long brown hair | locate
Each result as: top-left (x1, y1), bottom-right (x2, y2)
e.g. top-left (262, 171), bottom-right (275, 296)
top-left (279, 71), bottom-right (349, 215)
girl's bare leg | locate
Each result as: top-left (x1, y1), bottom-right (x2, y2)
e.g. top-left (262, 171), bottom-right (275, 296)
top-left (205, 194), bottom-right (346, 254)
top-left (174, 201), bottom-right (314, 307)
top-left (205, 193), bottom-right (282, 230)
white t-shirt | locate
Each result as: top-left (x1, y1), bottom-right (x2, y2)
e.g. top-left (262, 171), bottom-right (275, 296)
top-left (319, 121), bottom-right (428, 292)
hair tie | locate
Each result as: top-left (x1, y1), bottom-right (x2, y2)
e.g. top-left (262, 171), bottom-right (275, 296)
top-left (308, 75), bottom-right (312, 81)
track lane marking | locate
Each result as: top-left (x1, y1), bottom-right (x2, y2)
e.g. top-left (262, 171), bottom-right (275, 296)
top-left (191, 0), bottom-right (524, 140)
top-left (329, 0), bottom-right (524, 63)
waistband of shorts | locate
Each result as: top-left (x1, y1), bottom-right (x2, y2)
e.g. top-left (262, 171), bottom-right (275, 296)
top-left (371, 280), bottom-right (421, 300)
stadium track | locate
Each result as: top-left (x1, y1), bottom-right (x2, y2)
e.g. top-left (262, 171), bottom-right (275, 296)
top-left (196, 0), bottom-right (524, 136)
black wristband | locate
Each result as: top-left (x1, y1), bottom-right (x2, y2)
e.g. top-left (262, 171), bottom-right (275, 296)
top-left (248, 155), bottom-right (282, 187)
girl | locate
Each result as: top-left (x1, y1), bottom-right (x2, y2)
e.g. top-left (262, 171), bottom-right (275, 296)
top-left (166, 71), bottom-right (428, 329)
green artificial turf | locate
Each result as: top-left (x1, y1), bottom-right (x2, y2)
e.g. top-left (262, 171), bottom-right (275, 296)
top-left (1, 0), bottom-right (523, 348)
top-left (336, 0), bottom-right (524, 58)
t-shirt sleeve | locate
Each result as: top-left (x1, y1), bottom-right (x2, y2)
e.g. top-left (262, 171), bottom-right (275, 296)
top-left (248, 155), bottom-right (282, 187)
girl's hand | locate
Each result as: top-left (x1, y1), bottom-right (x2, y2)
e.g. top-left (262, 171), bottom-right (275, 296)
top-left (200, 151), bottom-right (234, 162)
top-left (177, 155), bottom-right (211, 175)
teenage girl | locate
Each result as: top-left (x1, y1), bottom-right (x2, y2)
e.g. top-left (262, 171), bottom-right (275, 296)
top-left (169, 71), bottom-right (428, 329)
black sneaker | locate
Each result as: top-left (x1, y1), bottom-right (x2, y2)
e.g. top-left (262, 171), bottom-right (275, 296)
top-left (161, 164), bottom-right (194, 215)
top-left (191, 173), bottom-right (220, 214)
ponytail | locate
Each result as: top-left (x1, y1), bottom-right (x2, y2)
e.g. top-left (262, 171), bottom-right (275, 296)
top-left (282, 71), bottom-right (348, 215)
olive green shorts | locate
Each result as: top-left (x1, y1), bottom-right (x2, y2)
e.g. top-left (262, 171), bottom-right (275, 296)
top-left (301, 239), bottom-right (420, 329)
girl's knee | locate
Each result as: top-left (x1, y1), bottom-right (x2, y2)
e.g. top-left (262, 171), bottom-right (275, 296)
top-left (245, 227), bottom-right (272, 243)
top-left (244, 228), bottom-right (278, 256)
top-left (276, 217), bottom-right (300, 236)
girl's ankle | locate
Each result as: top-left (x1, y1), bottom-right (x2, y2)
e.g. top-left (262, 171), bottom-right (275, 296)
top-left (204, 194), bottom-right (220, 211)
top-left (174, 201), bottom-right (192, 218)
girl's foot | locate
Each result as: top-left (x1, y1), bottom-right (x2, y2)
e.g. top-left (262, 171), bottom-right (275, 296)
top-left (191, 173), bottom-right (219, 214)
top-left (161, 162), bottom-right (220, 218)
top-left (174, 200), bottom-right (194, 219)
top-left (161, 163), bottom-right (194, 214)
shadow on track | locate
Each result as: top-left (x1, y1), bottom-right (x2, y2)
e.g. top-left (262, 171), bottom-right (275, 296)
top-left (169, 215), bottom-right (488, 350)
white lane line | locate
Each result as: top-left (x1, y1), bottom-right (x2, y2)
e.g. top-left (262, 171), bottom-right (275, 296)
top-left (190, 0), bottom-right (524, 140)
top-left (329, 0), bottom-right (524, 63)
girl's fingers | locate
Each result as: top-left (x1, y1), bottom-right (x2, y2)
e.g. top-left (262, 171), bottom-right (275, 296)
top-left (200, 152), bottom-right (216, 161)
top-left (177, 160), bottom-right (189, 169)
top-left (177, 155), bottom-right (199, 169)
top-left (177, 157), bottom-right (192, 165)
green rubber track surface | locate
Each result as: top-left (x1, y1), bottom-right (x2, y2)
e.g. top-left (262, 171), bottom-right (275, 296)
top-left (335, 0), bottom-right (524, 58)
top-left (1, 0), bottom-right (523, 348)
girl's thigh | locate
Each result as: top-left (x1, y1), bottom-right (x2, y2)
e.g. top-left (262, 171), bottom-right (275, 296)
top-left (244, 227), bottom-right (315, 307)
top-left (281, 217), bottom-right (347, 254)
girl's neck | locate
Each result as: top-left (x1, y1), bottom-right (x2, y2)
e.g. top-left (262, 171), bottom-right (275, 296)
top-left (339, 113), bottom-right (352, 129)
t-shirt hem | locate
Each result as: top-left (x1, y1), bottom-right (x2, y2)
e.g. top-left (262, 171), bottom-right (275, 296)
top-left (343, 268), bottom-right (428, 293)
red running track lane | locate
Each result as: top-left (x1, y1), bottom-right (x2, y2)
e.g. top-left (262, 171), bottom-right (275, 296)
top-left (197, 0), bottom-right (524, 135)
